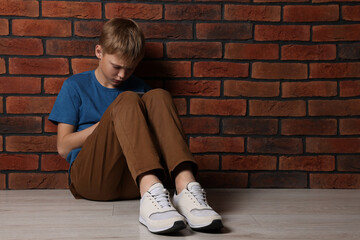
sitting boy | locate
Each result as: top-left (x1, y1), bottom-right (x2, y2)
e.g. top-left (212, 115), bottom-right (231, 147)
top-left (49, 18), bottom-right (223, 234)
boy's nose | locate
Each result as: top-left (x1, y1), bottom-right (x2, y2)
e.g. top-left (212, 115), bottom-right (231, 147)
top-left (117, 69), bottom-right (125, 79)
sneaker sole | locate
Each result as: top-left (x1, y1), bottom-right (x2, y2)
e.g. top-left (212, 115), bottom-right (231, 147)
top-left (190, 219), bottom-right (223, 232)
top-left (139, 217), bottom-right (186, 234)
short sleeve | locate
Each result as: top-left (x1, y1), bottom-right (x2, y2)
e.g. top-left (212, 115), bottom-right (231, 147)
top-left (48, 80), bottom-right (80, 127)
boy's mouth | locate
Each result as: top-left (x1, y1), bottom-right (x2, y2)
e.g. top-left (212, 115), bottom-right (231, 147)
top-left (113, 79), bottom-right (125, 84)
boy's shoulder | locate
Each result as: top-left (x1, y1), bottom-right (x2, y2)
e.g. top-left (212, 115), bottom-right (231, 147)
top-left (65, 70), bottom-right (93, 87)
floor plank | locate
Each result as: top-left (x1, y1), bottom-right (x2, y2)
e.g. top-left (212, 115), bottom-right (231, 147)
top-left (0, 189), bottom-right (359, 240)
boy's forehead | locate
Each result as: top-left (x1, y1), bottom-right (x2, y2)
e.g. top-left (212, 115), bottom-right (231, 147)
top-left (108, 54), bottom-right (138, 68)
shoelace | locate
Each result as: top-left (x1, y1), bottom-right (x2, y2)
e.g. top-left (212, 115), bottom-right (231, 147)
top-left (189, 186), bottom-right (208, 206)
top-left (151, 189), bottom-right (171, 208)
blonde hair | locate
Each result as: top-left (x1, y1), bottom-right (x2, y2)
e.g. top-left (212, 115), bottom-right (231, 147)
top-left (99, 18), bottom-right (145, 63)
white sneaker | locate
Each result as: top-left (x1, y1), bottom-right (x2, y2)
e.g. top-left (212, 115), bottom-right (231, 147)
top-left (139, 183), bottom-right (186, 234)
top-left (173, 182), bottom-right (223, 231)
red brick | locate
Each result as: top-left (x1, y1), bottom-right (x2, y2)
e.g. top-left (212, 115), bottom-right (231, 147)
top-left (250, 100), bottom-right (306, 117)
top-left (310, 174), bottom-right (360, 189)
top-left (71, 58), bottom-right (99, 74)
top-left (190, 99), bottom-right (246, 116)
top-left (0, 117), bottom-right (42, 133)
top-left (44, 77), bottom-right (66, 94)
top-left (8, 173), bottom-right (68, 189)
top-left (138, 22), bottom-right (193, 39)
top-left (194, 62), bottom-right (248, 78)
top-left (224, 5), bottom-right (280, 21)
top-left (145, 42), bottom-right (163, 59)
top-left (74, 21), bottom-right (104, 37)
top-left (313, 24), bottom-right (360, 42)
top-left (173, 98), bottom-right (187, 115)
top-left (280, 156), bottom-right (335, 171)
top-left (0, 0), bottom-right (39, 17)
top-left (0, 19), bottom-right (9, 35)
top-left (310, 63), bottom-right (360, 79)
top-left (282, 119), bottom-right (337, 136)
top-left (167, 42), bottom-right (222, 59)
top-left (41, 154), bottom-right (69, 171)
top-left (307, 138), bottom-right (360, 153)
top-left (0, 38), bottom-right (43, 55)
top-left (0, 58), bottom-right (5, 74)
top-left (252, 62), bottom-right (307, 79)
top-left (0, 154), bottom-right (38, 170)
top-left (255, 25), bottom-right (310, 41)
top-left (0, 77), bottom-right (41, 94)
top-left (6, 96), bottom-right (56, 114)
top-left (337, 155), bottom-right (360, 172)
top-left (166, 4), bottom-right (221, 20)
top-left (42, 1), bottom-right (101, 19)
top-left (197, 172), bottom-right (248, 188)
top-left (9, 58), bottom-right (69, 75)
top-left (190, 137), bottom-right (244, 153)
top-left (339, 43), bottom-right (360, 60)
top-left (0, 136), bottom-right (2, 151)
top-left (248, 137), bottom-right (303, 154)
top-left (45, 116), bottom-right (58, 133)
top-left (309, 99), bottom-right (360, 116)
top-left (197, 23), bottom-right (252, 40)
top-left (194, 155), bottom-right (219, 170)
top-left (106, 3), bottom-right (162, 20)
top-left (281, 44), bottom-right (336, 60)
top-left (251, 172), bottom-right (307, 188)
top-left (225, 43), bottom-right (279, 60)
top-left (165, 80), bottom-right (220, 96)
top-left (282, 81), bottom-right (337, 98)
top-left (6, 136), bottom-right (57, 153)
top-left (0, 97), bottom-right (2, 114)
top-left (136, 61), bottom-right (191, 78)
top-left (0, 174), bottom-right (5, 189)
top-left (284, 5), bottom-right (339, 22)
top-left (222, 118), bottom-right (278, 135)
top-left (224, 80), bottom-right (279, 97)
top-left (12, 19), bottom-right (71, 37)
top-left (46, 40), bottom-right (97, 56)
top-left (222, 155), bottom-right (277, 170)
top-left (342, 5), bottom-right (360, 21)
top-left (181, 117), bottom-right (219, 134)
top-left (340, 119), bottom-right (360, 135)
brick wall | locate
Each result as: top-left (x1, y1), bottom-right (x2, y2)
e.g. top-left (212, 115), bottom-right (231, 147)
top-left (1, 0), bottom-right (360, 189)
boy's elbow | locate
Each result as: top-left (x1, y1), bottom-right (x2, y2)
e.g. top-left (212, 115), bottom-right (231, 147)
top-left (57, 146), bottom-right (68, 159)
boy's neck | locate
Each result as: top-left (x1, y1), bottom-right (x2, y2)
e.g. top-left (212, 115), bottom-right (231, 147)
top-left (94, 67), bottom-right (117, 89)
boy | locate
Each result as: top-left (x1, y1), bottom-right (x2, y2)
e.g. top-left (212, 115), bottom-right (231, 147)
top-left (49, 18), bottom-right (223, 234)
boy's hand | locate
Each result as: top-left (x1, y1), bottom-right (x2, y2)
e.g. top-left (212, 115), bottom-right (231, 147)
top-left (57, 122), bottom-right (99, 158)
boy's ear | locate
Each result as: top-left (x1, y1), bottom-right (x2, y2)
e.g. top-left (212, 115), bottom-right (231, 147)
top-left (95, 45), bottom-right (103, 59)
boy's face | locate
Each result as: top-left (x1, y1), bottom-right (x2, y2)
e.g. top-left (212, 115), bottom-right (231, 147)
top-left (95, 45), bottom-right (140, 88)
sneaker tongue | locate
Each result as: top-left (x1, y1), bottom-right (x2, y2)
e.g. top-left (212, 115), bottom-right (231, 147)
top-left (147, 182), bottom-right (171, 208)
top-left (187, 182), bottom-right (201, 192)
top-left (187, 182), bottom-right (207, 206)
top-left (148, 182), bottom-right (164, 195)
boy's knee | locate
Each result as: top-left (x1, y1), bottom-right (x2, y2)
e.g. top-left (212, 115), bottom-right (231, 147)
top-left (111, 91), bottom-right (142, 114)
top-left (117, 91), bottom-right (142, 105)
top-left (144, 88), bottom-right (172, 102)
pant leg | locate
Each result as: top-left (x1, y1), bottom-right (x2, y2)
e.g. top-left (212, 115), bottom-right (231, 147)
top-left (70, 91), bottom-right (165, 201)
top-left (141, 89), bottom-right (198, 178)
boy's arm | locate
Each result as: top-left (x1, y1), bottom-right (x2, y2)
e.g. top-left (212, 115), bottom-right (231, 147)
top-left (57, 122), bottom-right (99, 158)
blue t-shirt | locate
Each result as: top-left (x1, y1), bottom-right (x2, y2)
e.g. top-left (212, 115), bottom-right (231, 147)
top-left (49, 70), bottom-right (151, 165)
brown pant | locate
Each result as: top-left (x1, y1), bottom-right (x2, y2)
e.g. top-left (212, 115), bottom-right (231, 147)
top-left (69, 89), bottom-right (197, 201)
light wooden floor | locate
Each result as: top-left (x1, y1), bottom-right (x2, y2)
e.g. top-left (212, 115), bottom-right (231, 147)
top-left (0, 189), bottom-right (359, 240)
